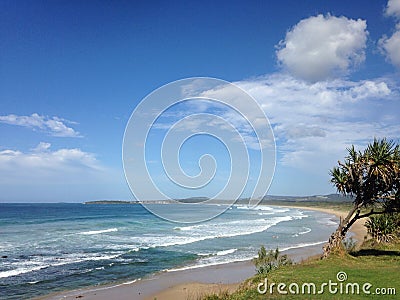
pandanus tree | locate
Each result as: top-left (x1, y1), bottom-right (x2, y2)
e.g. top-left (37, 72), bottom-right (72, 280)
top-left (323, 138), bottom-right (400, 258)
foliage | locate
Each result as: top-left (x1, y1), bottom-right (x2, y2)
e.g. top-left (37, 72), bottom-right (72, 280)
top-left (330, 138), bottom-right (400, 212)
top-left (252, 246), bottom-right (292, 275)
top-left (365, 213), bottom-right (400, 244)
top-left (324, 138), bottom-right (400, 257)
top-left (342, 236), bottom-right (357, 253)
top-left (202, 241), bottom-right (400, 299)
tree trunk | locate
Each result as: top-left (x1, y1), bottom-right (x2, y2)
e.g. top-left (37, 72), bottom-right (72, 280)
top-left (322, 205), bottom-right (360, 258)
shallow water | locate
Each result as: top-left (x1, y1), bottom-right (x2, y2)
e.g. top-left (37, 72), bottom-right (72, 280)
top-left (0, 203), bottom-right (338, 299)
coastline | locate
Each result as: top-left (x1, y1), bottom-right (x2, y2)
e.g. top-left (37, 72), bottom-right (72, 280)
top-left (275, 205), bottom-right (367, 243)
top-left (37, 205), bottom-right (367, 300)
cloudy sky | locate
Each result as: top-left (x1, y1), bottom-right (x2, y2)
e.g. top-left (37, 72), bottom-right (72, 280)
top-left (1, 0), bottom-right (400, 202)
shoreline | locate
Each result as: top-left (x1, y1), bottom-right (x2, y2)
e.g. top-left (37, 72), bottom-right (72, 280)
top-left (37, 204), bottom-right (367, 300)
top-left (274, 204), bottom-right (367, 243)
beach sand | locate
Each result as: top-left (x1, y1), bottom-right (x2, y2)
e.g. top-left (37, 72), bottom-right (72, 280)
top-left (38, 205), bottom-right (367, 300)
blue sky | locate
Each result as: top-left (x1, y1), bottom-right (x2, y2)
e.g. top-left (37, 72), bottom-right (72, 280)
top-left (1, 0), bottom-right (400, 202)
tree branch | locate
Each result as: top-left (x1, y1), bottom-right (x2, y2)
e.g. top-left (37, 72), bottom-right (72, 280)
top-left (358, 209), bottom-right (387, 219)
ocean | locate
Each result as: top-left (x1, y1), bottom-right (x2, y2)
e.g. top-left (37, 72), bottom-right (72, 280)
top-left (0, 203), bottom-right (338, 299)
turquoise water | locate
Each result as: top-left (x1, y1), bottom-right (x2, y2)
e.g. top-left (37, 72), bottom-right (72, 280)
top-left (0, 203), bottom-right (338, 299)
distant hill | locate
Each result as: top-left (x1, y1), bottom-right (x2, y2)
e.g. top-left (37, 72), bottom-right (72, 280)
top-left (261, 193), bottom-right (353, 203)
top-left (176, 197), bottom-right (210, 203)
top-left (84, 200), bottom-right (139, 204)
top-left (83, 194), bottom-right (353, 205)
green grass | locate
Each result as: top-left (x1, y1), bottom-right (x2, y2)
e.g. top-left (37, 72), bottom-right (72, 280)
top-left (203, 242), bottom-right (400, 300)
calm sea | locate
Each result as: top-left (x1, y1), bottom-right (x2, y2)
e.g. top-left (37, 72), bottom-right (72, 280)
top-left (0, 203), bottom-right (338, 299)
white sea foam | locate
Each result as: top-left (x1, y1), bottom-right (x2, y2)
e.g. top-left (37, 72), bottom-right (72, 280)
top-left (78, 228), bottom-right (118, 235)
top-left (166, 255), bottom-right (251, 272)
top-left (292, 227), bottom-right (312, 237)
top-left (196, 248), bottom-right (237, 257)
top-left (197, 252), bottom-right (212, 256)
top-left (299, 227), bottom-right (312, 235)
top-left (74, 278), bottom-right (141, 293)
top-left (235, 205), bottom-right (273, 211)
top-left (150, 216), bottom-right (293, 248)
top-left (167, 240), bottom-right (327, 273)
top-left (258, 212), bottom-right (274, 215)
top-left (54, 253), bottom-right (120, 266)
top-left (317, 216), bottom-right (339, 227)
top-left (280, 240), bottom-right (326, 252)
top-left (216, 248), bottom-right (237, 256)
top-left (0, 253), bottom-right (120, 279)
top-left (0, 265), bottom-right (49, 279)
top-left (272, 209), bottom-right (290, 213)
top-left (121, 279), bottom-right (139, 285)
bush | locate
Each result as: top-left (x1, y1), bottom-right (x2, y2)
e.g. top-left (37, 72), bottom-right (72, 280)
top-left (342, 236), bottom-right (357, 253)
top-left (365, 213), bottom-right (400, 244)
top-left (252, 246), bottom-right (292, 275)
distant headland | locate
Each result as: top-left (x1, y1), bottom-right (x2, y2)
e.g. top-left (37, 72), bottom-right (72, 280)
top-left (83, 194), bottom-right (353, 205)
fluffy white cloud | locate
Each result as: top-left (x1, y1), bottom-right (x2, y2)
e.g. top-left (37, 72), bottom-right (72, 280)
top-left (380, 27), bottom-right (400, 68)
top-left (0, 142), bottom-right (132, 202)
top-left (0, 143), bottom-right (112, 201)
top-left (276, 14), bottom-right (368, 82)
top-left (32, 142), bottom-right (51, 152)
top-left (0, 113), bottom-right (80, 137)
top-left (346, 80), bottom-right (391, 100)
top-left (176, 74), bottom-right (397, 175)
top-left (165, 74), bottom-right (398, 195)
top-left (0, 143), bottom-right (100, 179)
top-left (380, 1), bottom-right (400, 68)
top-left (235, 75), bottom-right (398, 174)
top-left (386, 0), bottom-right (400, 18)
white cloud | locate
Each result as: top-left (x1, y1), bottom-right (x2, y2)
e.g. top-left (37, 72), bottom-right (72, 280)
top-left (380, 25), bottom-right (400, 68)
top-left (386, 0), bottom-right (400, 18)
top-left (0, 113), bottom-right (81, 137)
top-left (380, 1), bottom-right (400, 68)
top-left (169, 75), bottom-right (398, 178)
top-left (234, 75), bottom-right (398, 174)
top-left (276, 14), bottom-right (368, 82)
top-left (32, 142), bottom-right (51, 152)
top-left (158, 74), bottom-right (398, 196)
top-left (0, 143), bottom-right (101, 179)
top-left (0, 142), bottom-right (108, 201)
top-left (0, 143), bottom-right (132, 202)
top-left (347, 80), bottom-right (391, 100)
top-left (173, 74), bottom-right (397, 166)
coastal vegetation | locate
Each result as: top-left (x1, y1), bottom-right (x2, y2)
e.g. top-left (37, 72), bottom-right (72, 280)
top-left (202, 138), bottom-right (400, 300)
top-left (253, 247), bottom-right (292, 275)
top-left (365, 213), bottom-right (400, 244)
top-left (203, 241), bottom-right (400, 299)
top-left (202, 208), bottom-right (400, 300)
top-left (323, 138), bottom-right (400, 257)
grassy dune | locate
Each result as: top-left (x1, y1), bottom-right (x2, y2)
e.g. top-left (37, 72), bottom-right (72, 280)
top-left (204, 242), bottom-right (400, 300)
top-left (203, 200), bottom-right (400, 300)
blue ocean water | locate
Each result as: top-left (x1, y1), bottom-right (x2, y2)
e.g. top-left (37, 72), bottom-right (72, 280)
top-left (0, 203), bottom-right (338, 299)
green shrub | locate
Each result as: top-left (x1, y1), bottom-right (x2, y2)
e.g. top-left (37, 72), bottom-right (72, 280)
top-left (342, 236), bottom-right (357, 253)
top-left (252, 246), bottom-right (292, 275)
top-left (365, 213), bottom-right (400, 244)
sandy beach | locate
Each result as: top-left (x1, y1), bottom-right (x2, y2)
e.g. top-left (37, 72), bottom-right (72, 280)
top-left (278, 205), bottom-right (367, 243)
top-left (37, 205), bottom-right (367, 300)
